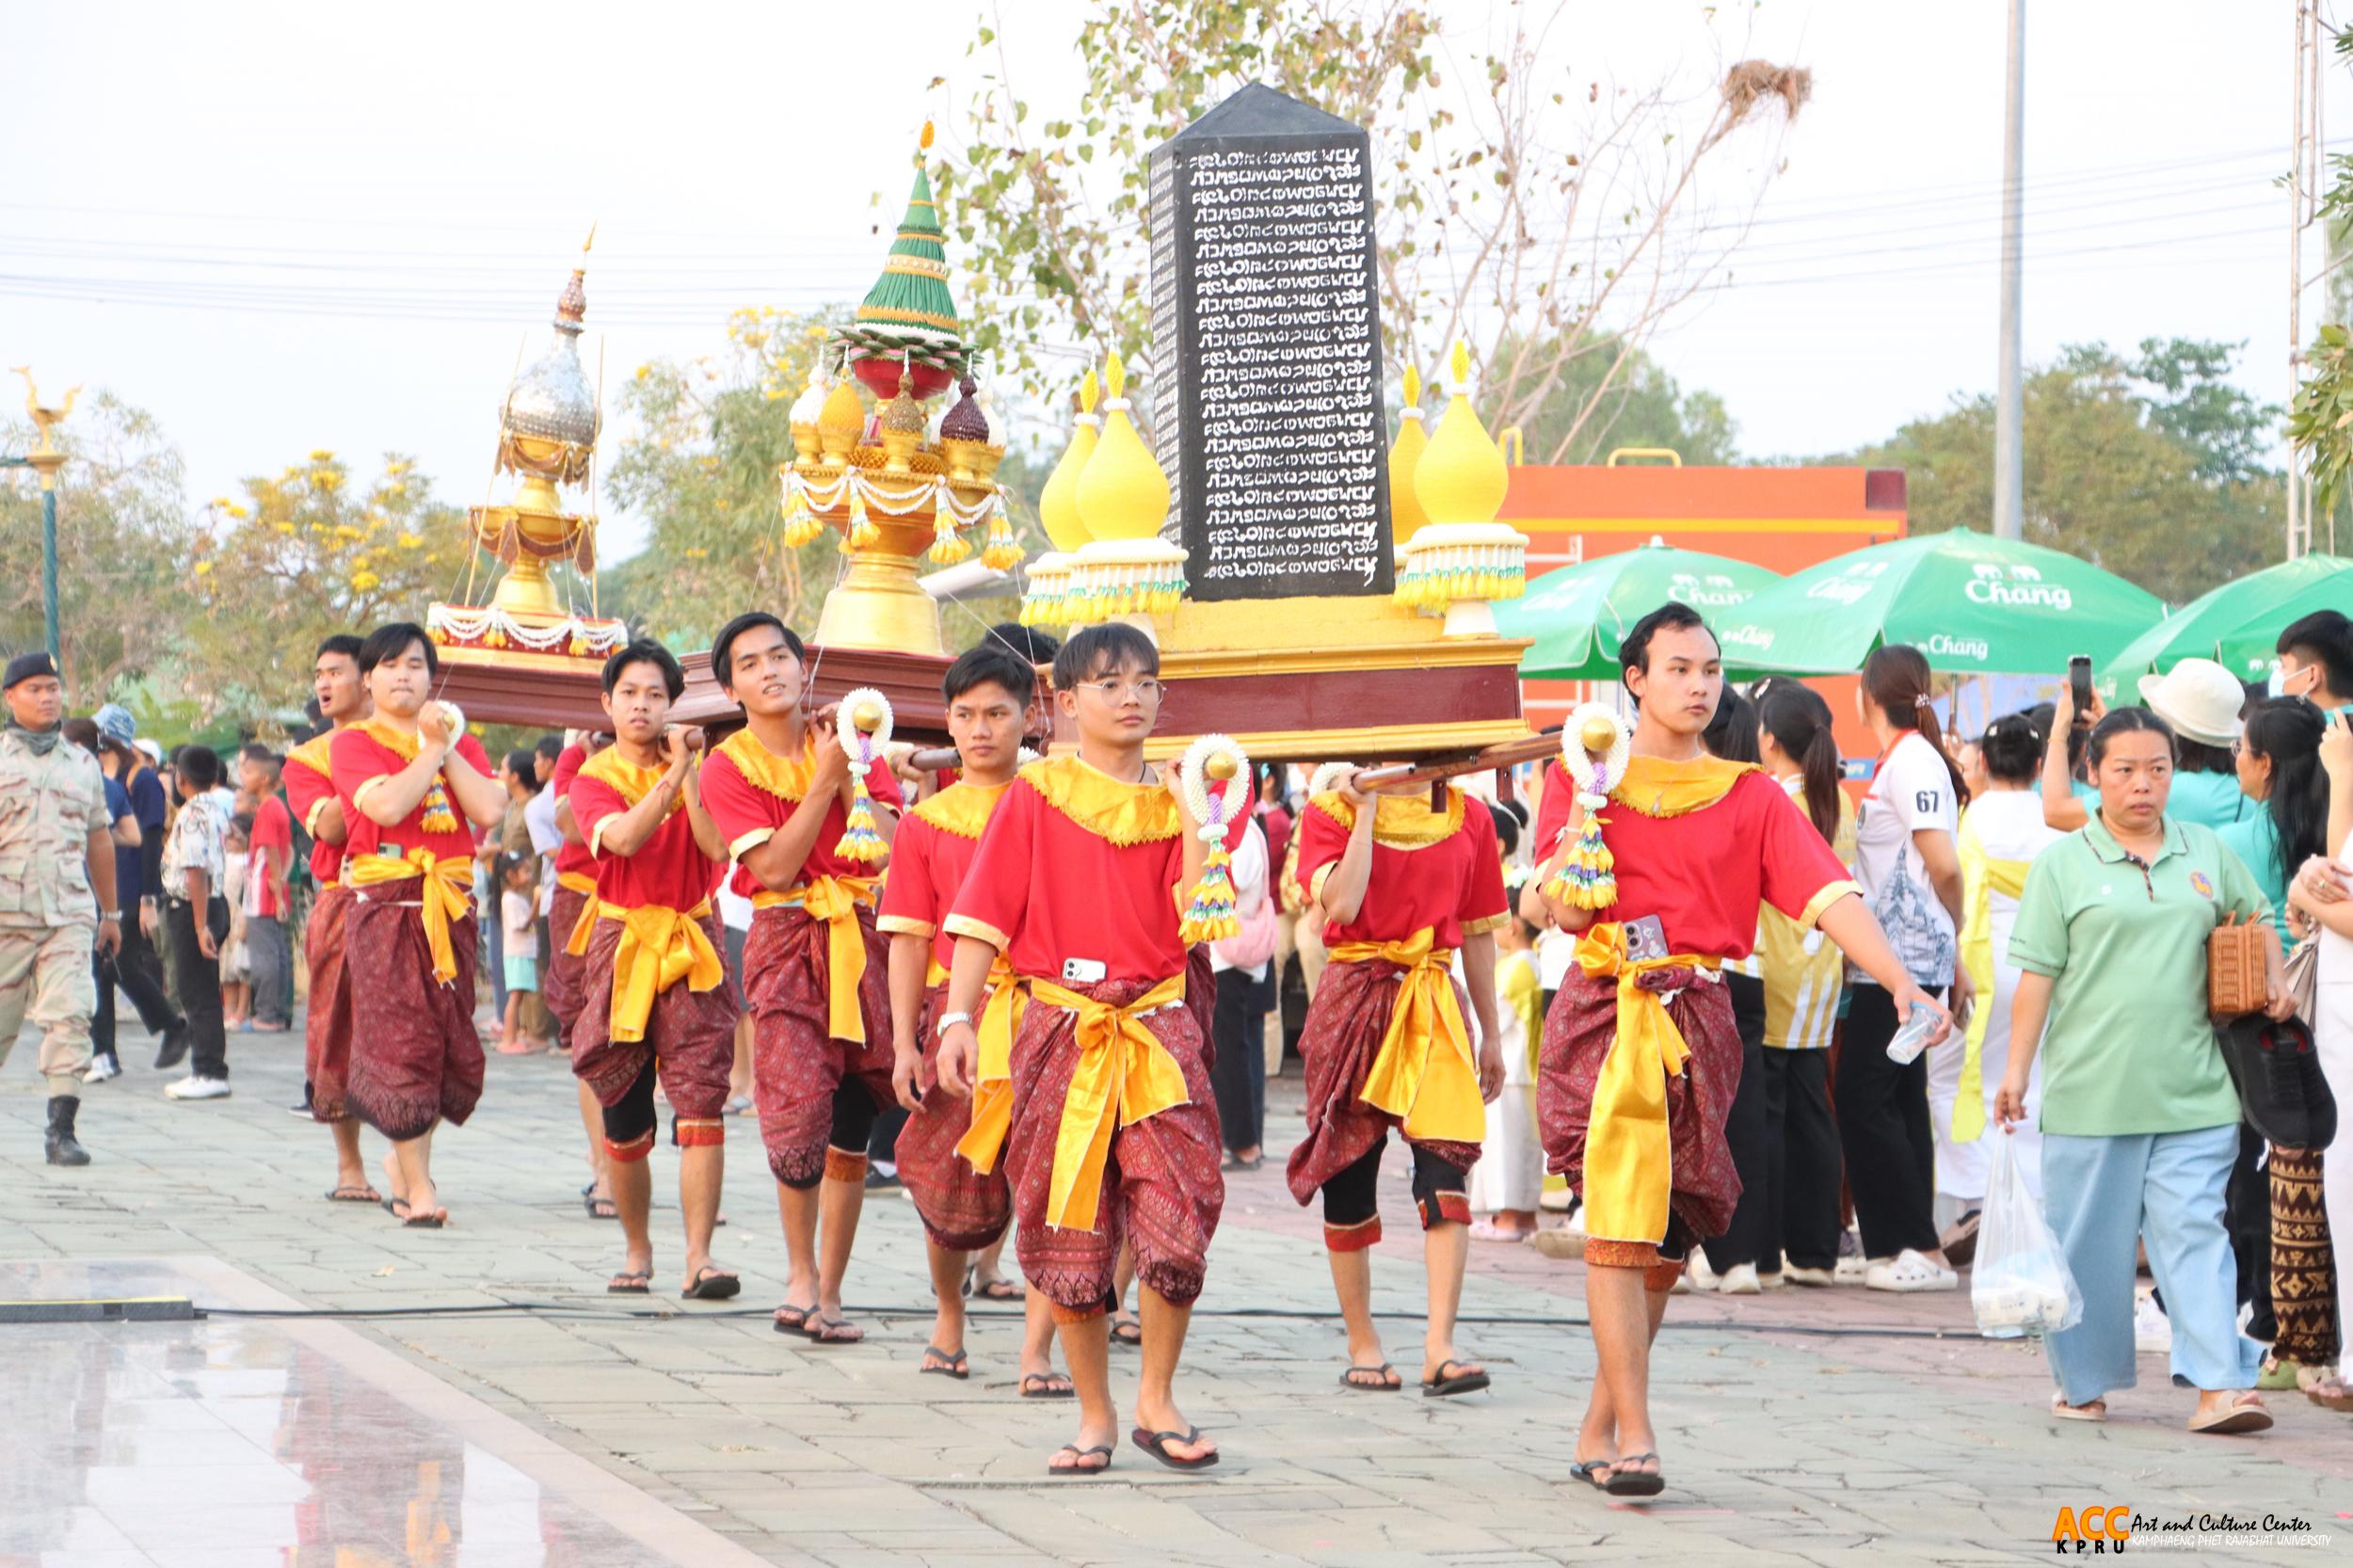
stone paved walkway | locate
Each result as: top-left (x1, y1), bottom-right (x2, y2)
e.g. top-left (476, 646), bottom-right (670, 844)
top-left (3, 1016), bottom-right (2348, 1566)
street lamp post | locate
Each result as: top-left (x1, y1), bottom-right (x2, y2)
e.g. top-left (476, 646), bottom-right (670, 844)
top-left (4, 370), bottom-right (77, 664)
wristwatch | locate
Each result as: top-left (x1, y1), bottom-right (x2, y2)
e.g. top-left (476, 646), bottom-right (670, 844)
top-left (99, 909), bottom-right (120, 921)
top-left (935, 1010), bottom-right (974, 1036)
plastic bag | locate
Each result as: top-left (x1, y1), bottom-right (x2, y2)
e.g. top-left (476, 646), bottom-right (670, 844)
top-left (1970, 1133), bottom-right (2083, 1339)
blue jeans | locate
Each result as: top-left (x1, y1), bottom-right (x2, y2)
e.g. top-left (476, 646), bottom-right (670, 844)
top-left (2041, 1124), bottom-right (2264, 1404)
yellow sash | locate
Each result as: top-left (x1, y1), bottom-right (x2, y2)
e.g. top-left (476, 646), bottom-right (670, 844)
top-left (1028, 973), bottom-right (1190, 1231)
top-left (1575, 921), bottom-right (1717, 1245)
top-left (344, 850), bottom-right (474, 984)
top-left (752, 874), bottom-right (880, 1042)
top-left (594, 899), bottom-right (723, 1044)
top-left (1954, 820), bottom-right (2030, 1144)
top-left (952, 960), bottom-right (1027, 1173)
top-left (1328, 928), bottom-right (1483, 1143)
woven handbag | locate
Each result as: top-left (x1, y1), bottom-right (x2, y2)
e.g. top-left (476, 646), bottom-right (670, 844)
top-left (2207, 914), bottom-right (2268, 1018)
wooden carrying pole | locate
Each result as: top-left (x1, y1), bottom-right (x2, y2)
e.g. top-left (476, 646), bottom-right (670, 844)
top-left (904, 728), bottom-right (1562, 789)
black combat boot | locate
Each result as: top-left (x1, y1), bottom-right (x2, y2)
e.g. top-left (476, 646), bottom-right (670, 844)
top-left (45, 1095), bottom-right (91, 1167)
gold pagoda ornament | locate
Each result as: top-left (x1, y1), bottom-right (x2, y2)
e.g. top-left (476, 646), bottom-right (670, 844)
top-left (777, 121), bottom-right (1021, 657)
top-left (1393, 341), bottom-right (1526, 635)
top-left (432, 232), bottom-right (626, 664)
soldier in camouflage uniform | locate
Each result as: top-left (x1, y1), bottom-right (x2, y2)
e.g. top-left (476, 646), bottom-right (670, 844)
top-left (0, 652), bottom-right (120, 1165)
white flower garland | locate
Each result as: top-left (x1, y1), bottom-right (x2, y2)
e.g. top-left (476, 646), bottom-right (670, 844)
top-left (1178, 733), bottom-right (1252, 840)
top-left (427, 603), bottom-right (627, 655)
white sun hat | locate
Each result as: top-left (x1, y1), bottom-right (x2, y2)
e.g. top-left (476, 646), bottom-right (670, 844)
top-left (2136, 657), bottom-right (2247, 748)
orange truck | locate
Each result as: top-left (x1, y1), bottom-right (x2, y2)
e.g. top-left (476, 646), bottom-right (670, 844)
top-left (1500, 452), bottom-right (1908, 770)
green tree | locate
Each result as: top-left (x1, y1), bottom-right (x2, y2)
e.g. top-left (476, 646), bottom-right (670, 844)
top-left (940, 2), bottom-right (1807, 450)
top-left (182, 449), bottom-right (464, 730)
top-left (1846, 342), bottom-right (2279, 604)
top-left (0, 392), bottom-right (187, 699)
top-left (1496, 332), bottom-right (1737, 465)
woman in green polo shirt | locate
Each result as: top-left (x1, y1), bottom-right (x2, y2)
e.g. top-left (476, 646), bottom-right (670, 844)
top-left (1994, 707), bottom-right (2290, 1434)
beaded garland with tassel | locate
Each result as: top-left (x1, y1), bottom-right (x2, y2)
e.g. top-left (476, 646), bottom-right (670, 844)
top-left (833, 688), bottom-right (893, 862)
top-left (1544, 703), bottom-right (1631, 909)
top-left (1176, 733), bottom-right (1252, 944)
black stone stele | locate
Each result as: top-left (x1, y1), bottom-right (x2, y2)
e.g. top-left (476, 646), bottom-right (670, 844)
top-left (1149, 83), bottom-right (1394, 600)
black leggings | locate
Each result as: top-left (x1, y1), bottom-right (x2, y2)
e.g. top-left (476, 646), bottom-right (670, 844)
top-left (776, 1079), bottom-right (882, 1192)
top-left (1321, 1137), bottom-right (1468, 1232)
top-left (1701, 972), bottom-right (1769, 1273)
top-left (1835, 984), bottom-right (1942, 1257)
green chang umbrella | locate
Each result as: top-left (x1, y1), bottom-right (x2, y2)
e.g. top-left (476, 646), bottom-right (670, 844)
top-left (1711, 528), bottom-right (2167, 677)
top-left (2103, 553), bottom-right (2353, 681)
top-left (1494, 539), bottom-right (1783, 680)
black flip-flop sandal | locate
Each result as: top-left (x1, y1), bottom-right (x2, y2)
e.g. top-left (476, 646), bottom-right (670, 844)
top-left (1047, 1443), bottom-right (1113, 1477)
top-left (807, 1315), bottom-right (864, 1345)
top-left (773, 1304), bottom-right (816, 1336)
top-left (1605, 1453), bottom-right (1665, 1497)
top-left (404, 1211), bottom-right (447, 1230)
top-left (680, 1268), bottom-right (741, 1302)
top-left (583, 1192), bottom-right (617, 1220)
top-left (1020, 1371), bottom-right (1075, 1400)
top-left (1422, 1359), bottom-right (1492, 1398)
top-left (1339, 1363), bottom-right (1401, 1391)
top-left (920, 1346), bottom-right (969, 1380)
top-left (1131, 1426), bottom-right (1220, 1472)
top-left (608, 1271), bottom-right (652, 1295)
top-left (960, 1263), bottom-right (976, 1300)
top-left (1111, 1317), bottom-right (1143, 1347)
top-left (1568, 1458), bottom-right (1614, 1491)
top-left (325, 1185), bottom-right (380, 1204)
top-left (381, 1195), bottom-right (409, 1222)
top-left (977, 1276), bottom-right (1024, 1301)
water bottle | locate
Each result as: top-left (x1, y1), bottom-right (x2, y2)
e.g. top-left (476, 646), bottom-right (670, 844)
top-left (1884, 1000), bottom-right (1938, 1065)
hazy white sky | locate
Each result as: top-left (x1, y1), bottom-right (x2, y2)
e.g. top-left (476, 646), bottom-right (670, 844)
top-left (5, 1), bottom-right (2335, 562)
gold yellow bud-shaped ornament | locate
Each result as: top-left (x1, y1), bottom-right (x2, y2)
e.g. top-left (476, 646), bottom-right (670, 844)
top-left (1393, 342), bottom-right (1525, 625)
top-left (1036, 368), bottom-right (1100, 554)
top-left (1062, 351), bottom-right (1188, 622)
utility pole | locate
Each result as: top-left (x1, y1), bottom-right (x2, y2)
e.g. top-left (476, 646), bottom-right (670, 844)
top-left (1992, 0), bottom-right (2026, 541)
top-left (2288, 1), bottom-right (2323, 561)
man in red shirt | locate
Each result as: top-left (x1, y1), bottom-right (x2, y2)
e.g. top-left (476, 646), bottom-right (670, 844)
top-left (1531, 603), bottom-right (1949, 1498)
top-left (238, 744), bottom-right (296, 1033)
top-left (566, 640), bottom-right (740, 1300)
top-left (281, 633), bottom-right (374, 1202)
top-left (697, 612), bottom-right (903, 1344)
top-left (549, 731), bottom-right (616, 1220)
top-left (329, 622), bottom-right (508, 1227)
top-left (935, 623), bottom-right (1238, 1477)
top-left (879, 642), bottom-right (1065, 1393)
top-left (1287, 771), bottom-right (1509, 1397)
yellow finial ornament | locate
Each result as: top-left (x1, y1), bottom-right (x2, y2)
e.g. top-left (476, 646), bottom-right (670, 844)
top-left (1038, 370), bottom-right (1105, 552)
top-left (1389, 363), bottom-right (1431, 546)
top-left (920, 119), bottom-right (936, 152)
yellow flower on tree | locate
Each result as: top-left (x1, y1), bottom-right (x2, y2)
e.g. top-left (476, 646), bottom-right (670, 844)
top-left (349, 570), bottom-right (381, 592)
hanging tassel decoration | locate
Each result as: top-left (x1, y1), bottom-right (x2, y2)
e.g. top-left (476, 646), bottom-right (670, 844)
top-left (832, 689), bottom-right (893, 863)
top-left (1543, 704), bottom-right (1631, 910)
top-left (979, 495), bottom-right (1021, 570)
top-left (1176, 733), bottom-right (1251, 944)
top-left (842, 480), bottom-right (879, 552)
top-left (781, 478), bottom-right (824, 549)
top-left (928, 488), bottom-right (972, 565)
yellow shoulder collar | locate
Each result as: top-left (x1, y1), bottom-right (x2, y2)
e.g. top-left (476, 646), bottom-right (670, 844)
top-left (1609, 754), bottom-right (1757, 819)
top-left (912, 779), bottom-right (1013, 840)
top-left (578, 745), bottom-right (680, 816)
top-left (1307, 786), bottom-right (1466, 849)
top-left (286, 731), bottom-right (337, 779)
top-left (1022, 755), bottom-right (1179, 844)
top-left (713, 727), bottom-right (814, 803)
